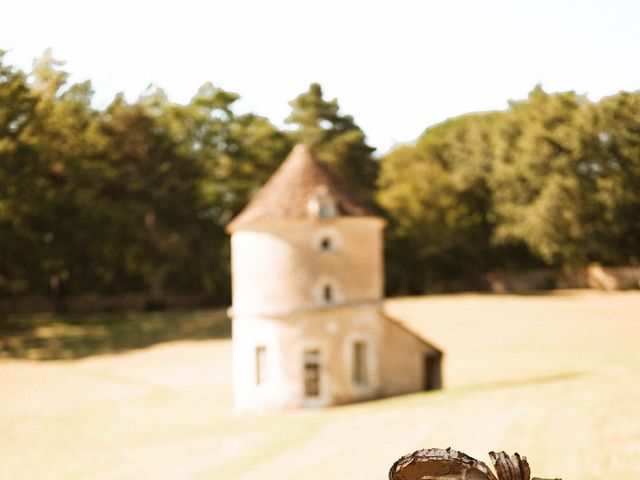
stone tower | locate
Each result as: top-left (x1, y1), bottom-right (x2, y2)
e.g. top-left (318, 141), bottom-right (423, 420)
top-left (227, 144), bottom-right (441, 412)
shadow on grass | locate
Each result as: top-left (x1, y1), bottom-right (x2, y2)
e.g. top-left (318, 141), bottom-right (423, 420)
top-left (0, 308), bottom-right (230, 360)
top-left (329, 371), bottom-right (586, 413)
top-left (449, 370), bottom-right (585, 394)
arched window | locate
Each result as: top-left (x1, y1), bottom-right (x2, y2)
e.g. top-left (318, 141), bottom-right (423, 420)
top-left (314, 228), bottom-right (339, 253)
top-left (323, 284), bottom-right (333, 304)
top-left (315, 277), bottom-right (340, 306)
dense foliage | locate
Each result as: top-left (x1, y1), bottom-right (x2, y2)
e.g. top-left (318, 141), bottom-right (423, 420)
top-left (0, 51), bottom-right (289, 302)
top-left (1, 51), bottom-right (638, 302)
top-left (379, 87), bottom-right (640, 292)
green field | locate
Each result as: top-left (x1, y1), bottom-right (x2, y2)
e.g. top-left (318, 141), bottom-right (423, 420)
top-left (1, 291), bottom-right (639, 479)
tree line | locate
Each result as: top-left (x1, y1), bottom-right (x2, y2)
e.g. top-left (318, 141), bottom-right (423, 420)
top-left (1, 50), bottom-right (638, 303)
top-left (380, 86), bottom-right (640, 292)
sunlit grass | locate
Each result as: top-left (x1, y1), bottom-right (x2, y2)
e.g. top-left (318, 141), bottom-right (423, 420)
top-left (1, 291), bottom-right (639, 480)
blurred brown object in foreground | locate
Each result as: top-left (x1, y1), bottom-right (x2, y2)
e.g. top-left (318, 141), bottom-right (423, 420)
top-left (389, 448), bottom-right (560, 480)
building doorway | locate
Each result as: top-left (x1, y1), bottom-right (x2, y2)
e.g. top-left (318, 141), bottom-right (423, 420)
top-left (424, 353), bottom-right (441, 390)
top-left (304, 350), bottom-right (321, 397)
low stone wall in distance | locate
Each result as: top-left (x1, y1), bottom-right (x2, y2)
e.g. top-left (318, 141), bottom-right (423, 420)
top-left (426, 265), bottom-right (640, 294)
top-left (484, 265), bottom-right (640, 293)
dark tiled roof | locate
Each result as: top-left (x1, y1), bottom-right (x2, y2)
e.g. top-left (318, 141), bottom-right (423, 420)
top-left (227, 144), bottom-right (374, 232)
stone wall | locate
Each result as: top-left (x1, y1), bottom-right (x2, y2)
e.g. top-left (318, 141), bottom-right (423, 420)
top-left (379, 315), bottom-right (441, 397)
top-left (232, 303), bottom-right (384, 412)
top-left (484, 265), bottom-right (640, 293)
top-left (232, 305), bottom-right (440, 413)
top-left (230, 217), bottom-right (385, 316)
top-left (424, 265), bottom-right (640, 294)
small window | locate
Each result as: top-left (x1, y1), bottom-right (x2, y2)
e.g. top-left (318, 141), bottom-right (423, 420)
top-left (303, 350), bottom-right (321, 397)
top-left (353, 342), bottom-right (368, 386)
top-left (320, 236), bottom-right (332, 252)
top-left (314, 229), bottom-right (339, 252)
top-left (255, 346), bottom-right (267, 385)
top-left (319, 200), bottom-right (335, 218)
top-left (323, 284), bottom-right (333, 304)
top-left (307, 190), bottom-right (336, 219)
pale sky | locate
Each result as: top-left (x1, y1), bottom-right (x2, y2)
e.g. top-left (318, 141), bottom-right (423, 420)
top-left (3, 0), bottom-right (640, 154)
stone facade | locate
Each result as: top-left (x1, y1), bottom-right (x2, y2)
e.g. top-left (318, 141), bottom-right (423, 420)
top-left (227, 145), bottom-right (442, 412)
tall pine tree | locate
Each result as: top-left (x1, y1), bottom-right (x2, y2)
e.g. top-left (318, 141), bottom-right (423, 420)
top-left (285, 83), bottom-right (378, 202)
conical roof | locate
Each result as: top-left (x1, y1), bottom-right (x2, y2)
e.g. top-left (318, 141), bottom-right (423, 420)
top-left (226, 144), bottom-right (374, 232)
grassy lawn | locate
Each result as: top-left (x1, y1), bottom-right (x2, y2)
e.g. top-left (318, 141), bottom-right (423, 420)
top-left (1, 290), bottom-right (639, 479)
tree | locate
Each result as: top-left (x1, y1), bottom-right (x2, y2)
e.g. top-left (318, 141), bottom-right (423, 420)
top-left (142, 83), bottom-right (292, 223)
top-left (139, 83), bottom-right (291, 299)
top-left (98, 96), bottom-right (208, 301)
top-left (378, 113), bottom-right (501, 293)
top-left (285, 83), bottom-right (378, 202)
top-left (490, 86), bottom-right (603, 266)
top-left (588, 91), bottom-right (640, 264)
top-left (0, 49), bottom-right (107, 298)
top-left (0, 50), bottom-right (39, 296)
